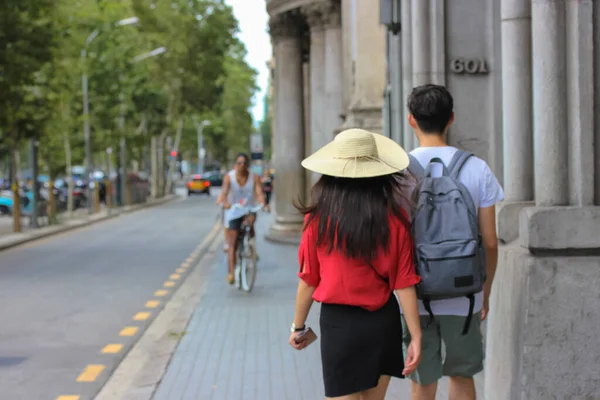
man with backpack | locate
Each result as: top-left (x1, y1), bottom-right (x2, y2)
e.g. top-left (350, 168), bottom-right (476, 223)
top-left (403, 84), bottom-right (504, 400)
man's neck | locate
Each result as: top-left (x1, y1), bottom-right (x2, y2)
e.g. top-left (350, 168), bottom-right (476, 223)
top-left (416, 131), bottom-right (448, 147)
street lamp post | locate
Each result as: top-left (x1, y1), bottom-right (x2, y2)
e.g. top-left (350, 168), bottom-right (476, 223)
top-left (194, 119), bottom-right (211, 175)
top-left (81, 17), bottom-right (139, 214)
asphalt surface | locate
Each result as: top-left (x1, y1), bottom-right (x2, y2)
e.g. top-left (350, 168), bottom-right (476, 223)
top-left (0, 190), bottom-right (220, 400)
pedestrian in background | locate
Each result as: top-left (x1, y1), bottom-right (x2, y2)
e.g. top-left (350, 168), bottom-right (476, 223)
top-left (261, 169), bottom-right (273, 210)
top-left (288, 128), bottom-right (423, 400)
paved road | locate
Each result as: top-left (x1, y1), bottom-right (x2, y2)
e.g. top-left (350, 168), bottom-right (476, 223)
top-left (0, 192), bottom-right (219, 400)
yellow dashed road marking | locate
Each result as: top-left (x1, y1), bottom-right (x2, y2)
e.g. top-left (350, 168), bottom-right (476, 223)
top-left (120, 327), bottom-right (138, 337)
top-left (164, 281), bottom-right (175, 287)
top-left (134, 312), bottom-right (151, 321)
top-left (155, 289), bottom-right (168, 297)
top-left (186, 257), bottom-right (194, 263)
top-left (146, 300), bottom-right (160, 308)
top-left (170, 274), bottom-right (180, 280)
top-left (181, 262), bottom-right (191, 268)
top-left (57, 396), bottom-right (80, 400)
top-left (176, 268), bottom-right (185, 273)
top-left (102, 344), bottom-right (123, 354)
top-left (76, 364), bottom-right (105, 382)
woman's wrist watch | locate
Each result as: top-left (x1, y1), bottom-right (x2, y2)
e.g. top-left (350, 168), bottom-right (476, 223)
top-left (291, 323), bottom-right (305, 332)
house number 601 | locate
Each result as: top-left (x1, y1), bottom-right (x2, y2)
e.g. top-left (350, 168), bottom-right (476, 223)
top-left (450, 58), bottom-right (489, 74)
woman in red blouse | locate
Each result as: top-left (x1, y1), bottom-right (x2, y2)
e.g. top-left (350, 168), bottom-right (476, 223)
top-left (288, 128), bottom-right (422, 400)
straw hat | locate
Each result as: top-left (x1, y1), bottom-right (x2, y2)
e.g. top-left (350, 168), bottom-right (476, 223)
top-left (301, 128), bottom-right (409, 178)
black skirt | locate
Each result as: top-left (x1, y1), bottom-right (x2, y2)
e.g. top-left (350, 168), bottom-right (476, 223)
top-left (319, 295), bottom-right (405, 398)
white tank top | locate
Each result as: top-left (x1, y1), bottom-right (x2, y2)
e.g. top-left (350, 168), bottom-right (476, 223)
top-left (224, 170), bottom-right (255, 222)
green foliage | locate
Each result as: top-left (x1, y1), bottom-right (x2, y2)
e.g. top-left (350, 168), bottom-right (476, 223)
top-left (0, 0), bottom-right (58, 146)
top-left (204, 39), bottom-right (258, 163)
top-left (0, 0), bottom-right (259, 176)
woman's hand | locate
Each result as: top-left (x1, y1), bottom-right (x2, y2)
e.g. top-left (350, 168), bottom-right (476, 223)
top-left (289, 280), bottom-right (316, 351)
top-left (288, 331), bottom-right (309, 350)
top-left (396, 286), bottom-right (423, 376)
top-left (402, 339), bottom-right (422, 376)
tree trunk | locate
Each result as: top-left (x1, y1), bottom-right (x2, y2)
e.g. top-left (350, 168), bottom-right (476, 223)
top-left (157, 131), bottom-right (167, 197)
top-left (64, 133), bottom-right (74, 217)
top-left (150, 136), bottom-right (158, 198)
top-left (48, 179), bottom-right (56, 224)
top-left (165, 117), bottom-right (184, 195)
top-left (11, 148), bottom-right (22, 233)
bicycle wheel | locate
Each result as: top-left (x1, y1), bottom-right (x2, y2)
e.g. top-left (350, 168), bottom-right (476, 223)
top-left (240, 237), bottom-right (257, 292)
top-left (235, 245), bottom-right (243, 290)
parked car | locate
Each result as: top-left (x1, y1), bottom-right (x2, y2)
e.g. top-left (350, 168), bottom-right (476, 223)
top-left (187, 174), bottom-right (211, 196)
top-left (0, 190), bottom-right (35, 216)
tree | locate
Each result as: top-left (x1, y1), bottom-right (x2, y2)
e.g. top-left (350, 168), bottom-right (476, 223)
top-left (0, 0), bottom-right (59, 231)
top-left (203, 39), bottom-right (258, 165)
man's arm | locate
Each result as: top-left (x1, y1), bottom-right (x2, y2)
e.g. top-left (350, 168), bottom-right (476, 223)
top-left (216, 174), bottom-right (231, 207)
top-left (479, 205), bottom-right (498, 320)
top-left (253, 174), bottom-right (266, 205)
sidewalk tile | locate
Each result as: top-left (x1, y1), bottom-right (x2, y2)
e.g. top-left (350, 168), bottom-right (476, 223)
top-left (153, 213), bottom-right (484, 400)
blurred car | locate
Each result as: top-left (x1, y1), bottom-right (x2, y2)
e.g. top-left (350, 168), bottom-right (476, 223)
top-left (0, 190), bottom-right (34, 215)
top-left (201, 171), bottom-right (223, 187)
top-left (187, 174), bottom-right (211, 196)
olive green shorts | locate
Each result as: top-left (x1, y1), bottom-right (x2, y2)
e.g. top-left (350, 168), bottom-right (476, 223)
top-left (401, 313), bottom-right (484, 386)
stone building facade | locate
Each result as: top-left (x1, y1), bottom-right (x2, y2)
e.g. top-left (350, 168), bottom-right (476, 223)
top-left (381, 1), bottom-right (599, 399)
top-left (266, 0), bottom-right (387, 240)
top-left (268, 0), bottom-right (600, 398)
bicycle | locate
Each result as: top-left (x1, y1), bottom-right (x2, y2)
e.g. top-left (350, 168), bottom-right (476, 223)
top-left (227, 203), bottom-right (264, 292)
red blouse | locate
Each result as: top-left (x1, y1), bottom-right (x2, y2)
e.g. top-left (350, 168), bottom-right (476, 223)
top-left (298, 214), bottom-right (421, 311)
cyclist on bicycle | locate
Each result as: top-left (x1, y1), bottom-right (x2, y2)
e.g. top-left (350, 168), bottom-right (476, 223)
top-left (217, 153), bottom-right (268, 284)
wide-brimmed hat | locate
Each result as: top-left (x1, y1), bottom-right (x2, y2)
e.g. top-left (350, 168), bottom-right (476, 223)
top-left (301, 128), bottom-right (409, 178)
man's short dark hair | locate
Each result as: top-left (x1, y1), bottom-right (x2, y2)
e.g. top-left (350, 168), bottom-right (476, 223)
top-left (407, 84), bottom-right (454, 134)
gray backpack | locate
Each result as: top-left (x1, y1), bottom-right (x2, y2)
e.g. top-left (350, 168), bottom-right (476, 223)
top-left (408, 150), bottom-right (486, 335)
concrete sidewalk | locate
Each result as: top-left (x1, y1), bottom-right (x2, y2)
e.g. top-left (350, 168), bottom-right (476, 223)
top-left (0, 195), bottom-right (177, 251)
top-left (152, 213), bottom-right (484, 400)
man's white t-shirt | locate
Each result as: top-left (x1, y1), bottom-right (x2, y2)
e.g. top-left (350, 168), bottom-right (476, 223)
top-left (409, 146), bottom-right (504, 316)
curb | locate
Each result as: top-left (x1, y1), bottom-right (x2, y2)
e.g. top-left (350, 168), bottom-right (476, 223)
top-left (0, 195), bottom-right (178, 252)
top-left (94, 220), bottom-right (223, 400)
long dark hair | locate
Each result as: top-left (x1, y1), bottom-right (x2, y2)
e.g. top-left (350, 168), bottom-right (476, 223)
top-left (296, 171), bottom-right (415, 263)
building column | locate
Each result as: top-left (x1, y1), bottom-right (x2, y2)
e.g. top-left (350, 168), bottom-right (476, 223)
top-left (342, 0), bottom-right (387, 132)
top-left (411, 0), bottom-right (430, 88)
top-left (267, 11), bottom-right (306, 241)
top-left (401, 0), bottom-right (413, 150)
top-left (340, 0), bottom-right (353, 122)
top-left (303, 1), bottom-right (342, 157)
top-left (324, 2), bottom-right (343, 137)
top-left (405, 0), bottom-right (430, 151)
top-left (501, 0), bottom-right (533, 200)
top-left (532, 0), bottom-right (568, 206)
top-left (566, 0), bottom-right (594, 206)
top-left (303, 3), bottom-right (327, 184)
top-left (495, 0), bottom-right (534, 244)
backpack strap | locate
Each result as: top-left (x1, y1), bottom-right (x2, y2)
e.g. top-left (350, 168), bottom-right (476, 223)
top-left (447, 150), bottom-right (473, 180)
top-left (462, 294), bottom-right (476, 335)
top-left (422, 299), bottom-right (435, 328)
top-left (425, 157), bottom-right (450, 177)
top-left (407, 154), bottom-right (425, 179)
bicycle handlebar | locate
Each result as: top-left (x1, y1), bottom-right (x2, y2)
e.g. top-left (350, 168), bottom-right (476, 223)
top-left (220, 203), bottom-right (264, 214)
